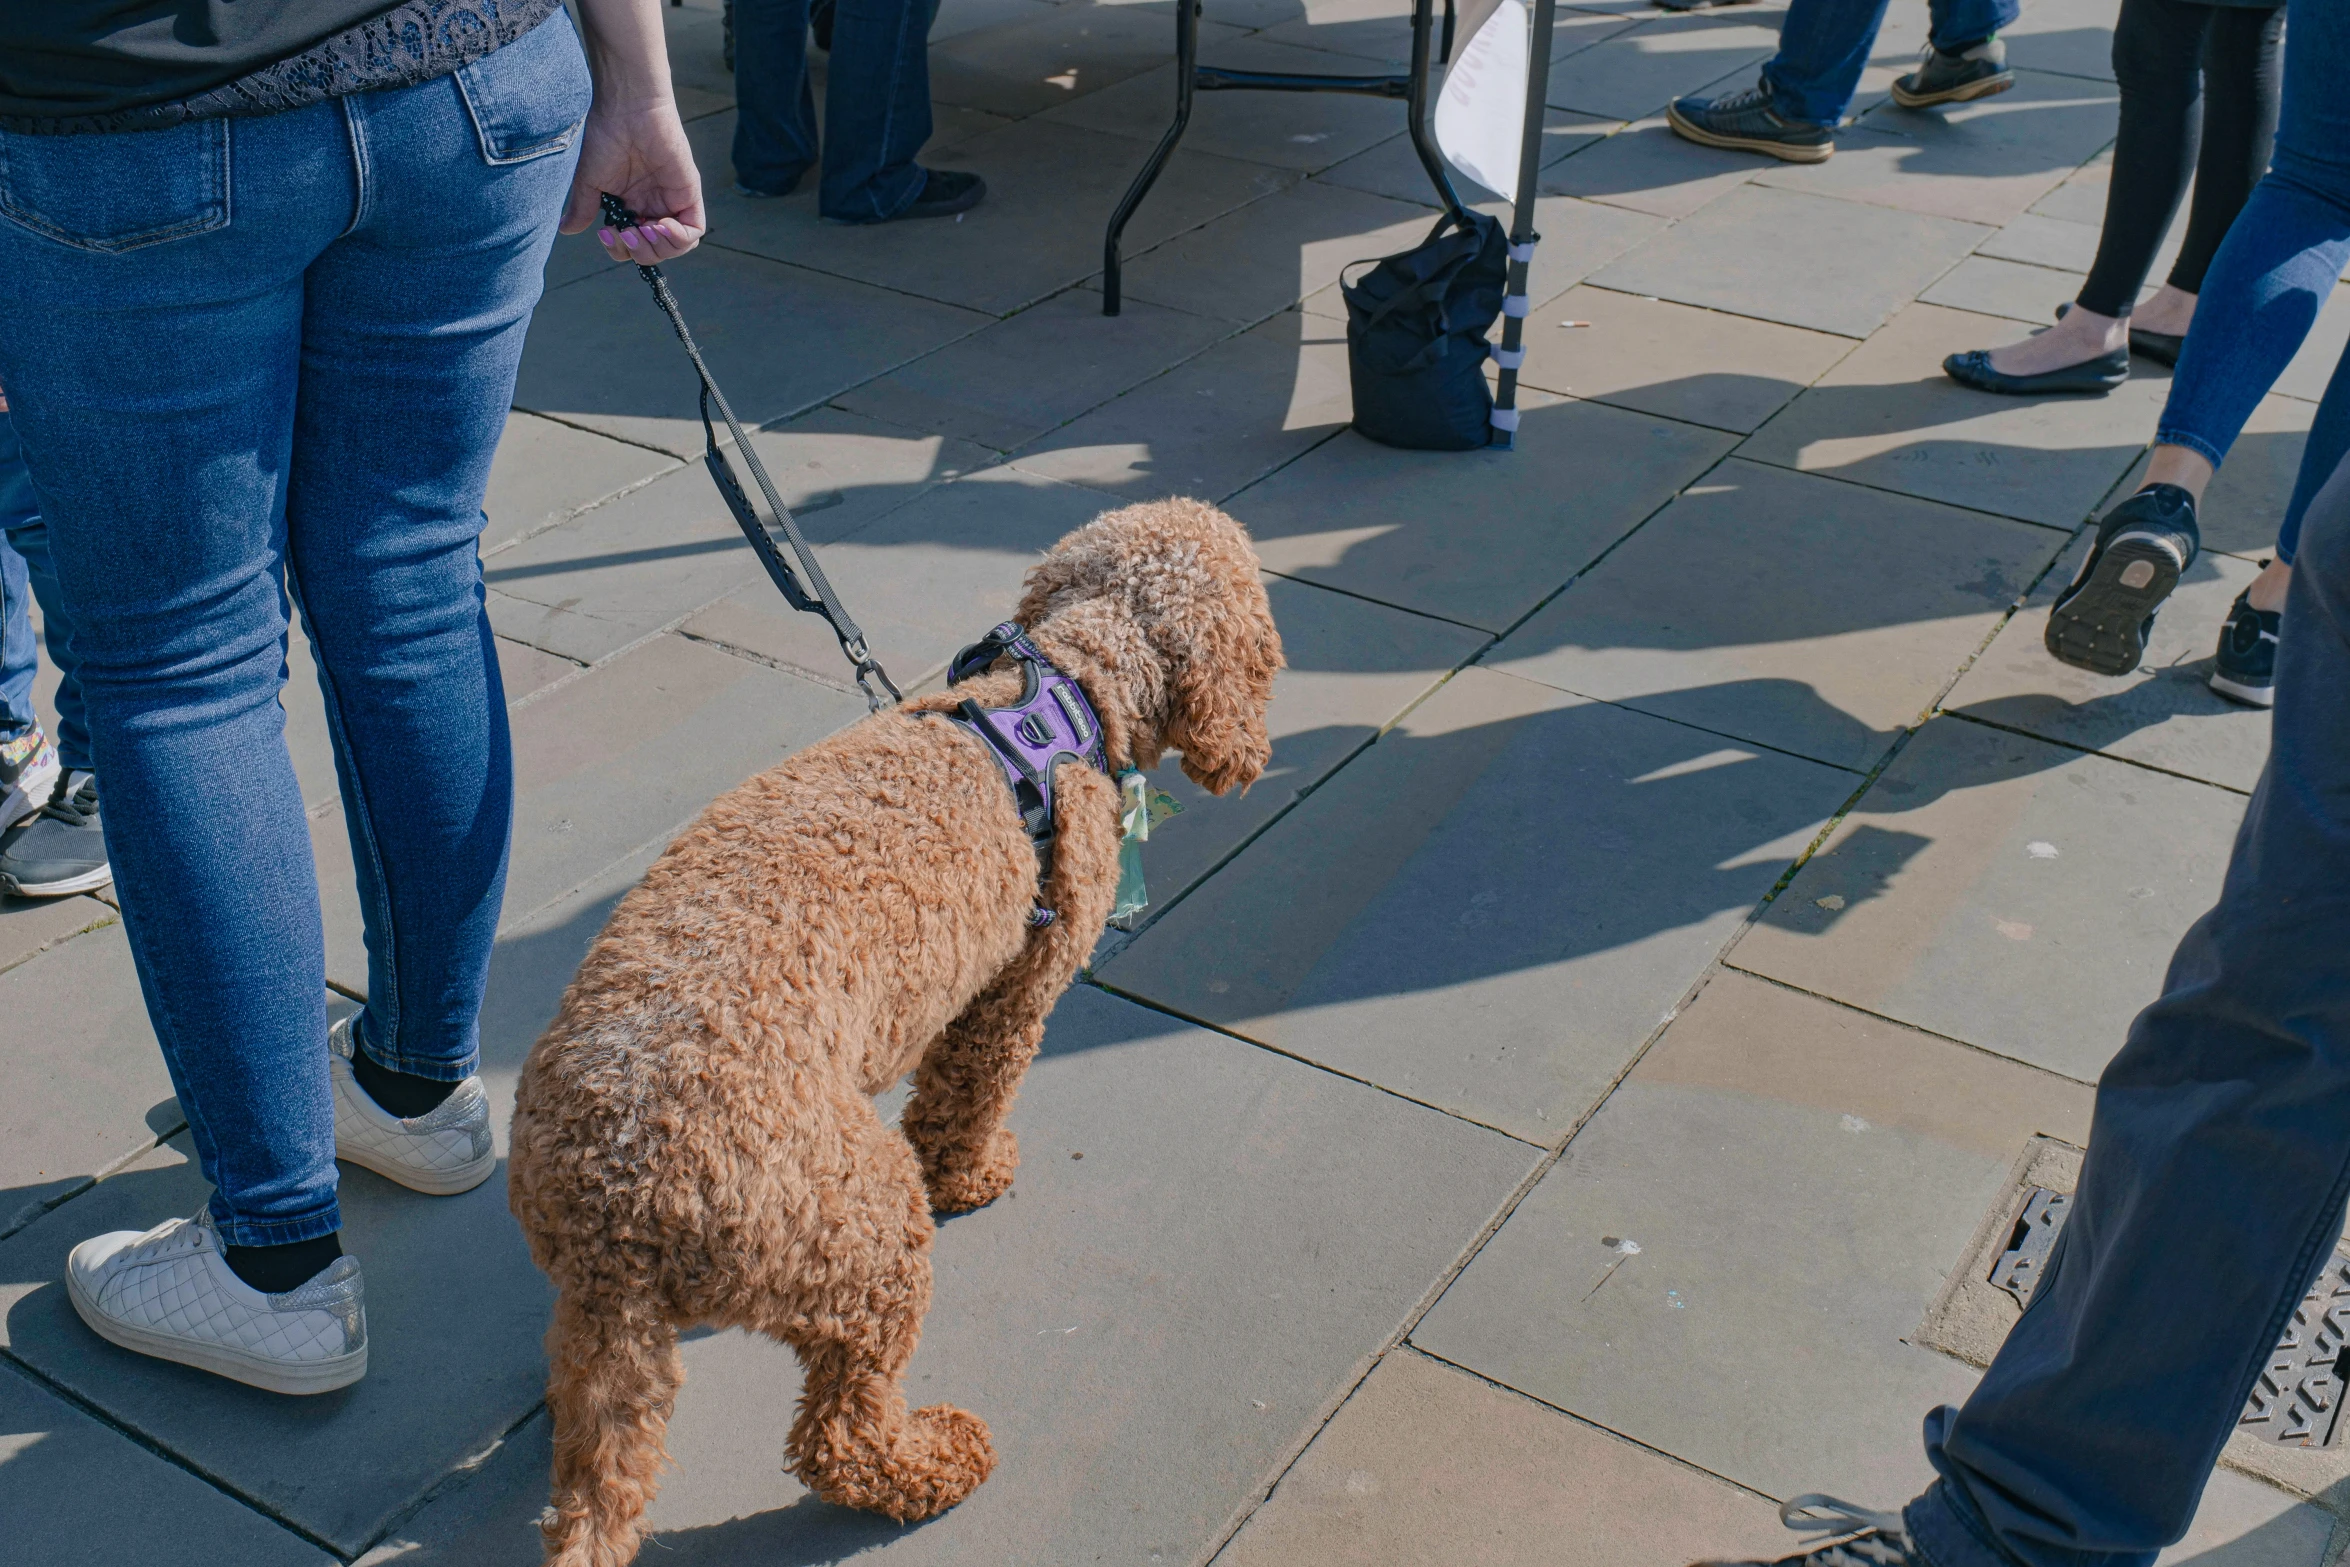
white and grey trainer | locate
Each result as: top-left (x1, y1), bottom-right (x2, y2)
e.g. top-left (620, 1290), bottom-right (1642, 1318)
top-left (67, 1211), bottom-right (366, 1395)
top-left (329, 1015), bottom-right (496, 1196)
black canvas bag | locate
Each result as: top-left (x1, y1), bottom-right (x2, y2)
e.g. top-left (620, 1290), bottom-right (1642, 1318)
top-left (1340, 208), bottom-right (1508, 451)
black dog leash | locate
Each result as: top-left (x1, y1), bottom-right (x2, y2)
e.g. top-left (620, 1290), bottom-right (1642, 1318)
top-left (598, 194), bottom-right (901, 712)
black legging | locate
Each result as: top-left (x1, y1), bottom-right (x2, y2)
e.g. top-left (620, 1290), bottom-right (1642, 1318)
top-left (2079, 0), bottom-right (2284, 319)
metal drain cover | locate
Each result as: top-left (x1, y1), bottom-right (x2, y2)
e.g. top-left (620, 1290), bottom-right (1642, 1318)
top-left (1986, 1185), bottom-right (2350, 1451)
top-left (1988, 1188), bottom-right (2069, 1306)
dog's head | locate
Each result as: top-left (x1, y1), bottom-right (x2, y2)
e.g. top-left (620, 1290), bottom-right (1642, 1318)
top-left (1015, 498), bottom-right (1283, 795)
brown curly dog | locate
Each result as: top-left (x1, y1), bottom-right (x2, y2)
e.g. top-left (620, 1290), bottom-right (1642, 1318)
top-left (507, 497), bottom-right (1283, 1566)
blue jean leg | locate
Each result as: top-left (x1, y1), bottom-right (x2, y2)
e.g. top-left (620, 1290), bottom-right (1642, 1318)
top-left (0, 407), bottom-right (87, 769)
top-left (0, 15), bottom-right (584, 1244)
top-left (1901, 454), bottom-right (2350, 1567)
top-left (1763, 0), bottom-right (2019, 127)
top-left (0, 474), bottom-right (30, 746)
top-left (2155, 0), bottom-right (2350, 564)
top-left (732, 0), bottom-right (940, 220)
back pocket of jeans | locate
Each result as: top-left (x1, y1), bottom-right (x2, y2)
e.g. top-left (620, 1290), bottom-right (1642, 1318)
top-left (0, 118), bottom-right (229, 253)
top-left (453, 9), bottom-right (596, 166)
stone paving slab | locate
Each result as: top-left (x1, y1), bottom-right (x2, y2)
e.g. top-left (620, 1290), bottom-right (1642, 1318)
top-left (1542, 12), bottom-right (1781, 122)
top-left (1116, 176), bottom-right (1440, 323)
top-left (347, 985), bottom-right (1537, 1566)
top-left (0, 924), bottom-right (180, 1234)
top-left (1412, 970), bottom-right (2087, 1504)
top-left (480, 410), bottom-right (679, 557)
top-left (497, 634), bottom-right (867, 921)
top-left (927, 3), bottom-right (1250, 118)
top-left (1541, 117), bottom-right (1763, 222)
top-left (0, 1357), bottom-right (331, 1567)
top-left (1512, 286), bottom-right (1856, 434)
top-left (1977, 206), bottom-right (2184, 281)
top-left (1755, 71), bottom-right (2118, 229)
top-left (1105, 573), bottom-right (1487, 945)
top-left (1237, 393), bottom-right (1737, 631)
top-left (1487, 459), bottom-right (2064, 773)
top-left (0, 893), bottom-right (112, 985)
top-left (1011, 312), bottom-right (1350, 500)
top-left (1098, 667), bottom-right (1849, 1140)
top-left (676, 463), bottom-right (1118, 689)
top-left (1737, 302), bottom-right (2167, 529)
top-left (1042, 35), bottom-right (1412, 171)
top-left (1920, 254), bottom-right (2085, 326)
top-left (1727, 715), bottom-right (2245, 1083)
top-left (0, 1131), bottom-right (550, 1554)
top-left (1216, 1348), bottom-right (1792, 1567)
top-left (483, 408), bottom-right (991, 665)
top-left (2001, 0), bottom-right (2124, 82)
top-left (1943, 538), bottom-right (2271, 795)
top-left (833, 287), bottom-right (1240, 453)
top-left (1591, 186), bottom-right (1990, 339)
top-left (514, 246), bottom-right (988, 458)
top-left (687, 112), bottom-right (1299, 316)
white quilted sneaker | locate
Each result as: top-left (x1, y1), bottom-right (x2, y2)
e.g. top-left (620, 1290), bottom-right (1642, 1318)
top-left (330, 1015), bottom-right (496, 1196)
top-left (66, 1212), bottom-right (366, 1395)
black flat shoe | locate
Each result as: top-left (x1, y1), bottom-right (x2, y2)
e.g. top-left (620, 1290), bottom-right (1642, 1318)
top-left (2054, 303), bottom-right (2182, 366)
top-left (1942, 347), bottom-right (2129, 396)
top-left (2044, 483), bottom-right (2201, 677)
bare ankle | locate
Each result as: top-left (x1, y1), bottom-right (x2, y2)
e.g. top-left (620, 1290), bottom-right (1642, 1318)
top-left (2247, 558), bottom-right (2291, 614)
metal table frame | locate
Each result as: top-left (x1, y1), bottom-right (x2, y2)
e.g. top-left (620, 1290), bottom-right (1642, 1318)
top-left (1100, 0), bottom-right (1465, 315)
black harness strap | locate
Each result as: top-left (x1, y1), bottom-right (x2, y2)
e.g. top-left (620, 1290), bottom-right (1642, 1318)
top-left (599, 194), bottom-right (901, 712)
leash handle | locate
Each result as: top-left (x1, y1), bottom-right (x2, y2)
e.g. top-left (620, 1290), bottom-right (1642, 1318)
top-left (598, 195), bottom-right (901, 711)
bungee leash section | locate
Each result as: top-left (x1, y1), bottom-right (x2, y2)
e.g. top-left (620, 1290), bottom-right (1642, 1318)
top-left (598, 193), bottom-right (901, 712)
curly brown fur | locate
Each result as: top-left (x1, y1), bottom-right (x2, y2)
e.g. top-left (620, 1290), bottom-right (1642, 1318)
top-left (509, 499), bottom-right (1282, 1565)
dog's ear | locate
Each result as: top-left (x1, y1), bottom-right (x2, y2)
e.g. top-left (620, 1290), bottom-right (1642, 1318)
top-left (1167, 544), bottom-right (1284, 796)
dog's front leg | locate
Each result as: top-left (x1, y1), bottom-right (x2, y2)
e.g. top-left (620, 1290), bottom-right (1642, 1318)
top-left (903, 769), bottom-right (1121, 1212)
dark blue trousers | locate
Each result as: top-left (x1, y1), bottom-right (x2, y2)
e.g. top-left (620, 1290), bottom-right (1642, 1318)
top-left (730, 0), bottom-right (942, 222)
top-left (1906, 455), bottom-right (2350, 1566)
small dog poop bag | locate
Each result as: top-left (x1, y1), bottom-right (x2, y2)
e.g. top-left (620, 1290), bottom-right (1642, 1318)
top-left (1341, 207), bottom-right (1508, 451)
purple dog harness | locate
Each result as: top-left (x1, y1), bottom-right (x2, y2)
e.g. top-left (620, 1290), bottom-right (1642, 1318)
top-left (940, 622), bottom-right (1111, 927)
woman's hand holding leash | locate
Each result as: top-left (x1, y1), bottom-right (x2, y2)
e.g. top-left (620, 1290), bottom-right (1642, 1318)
top-left (566, 0), bottom-right (707, 263)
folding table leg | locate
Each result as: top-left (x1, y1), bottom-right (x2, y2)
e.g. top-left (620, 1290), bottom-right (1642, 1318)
top-left (1406, 0), bottom-right (1466, 220)
top-left (1102, 0), bottom-right (1202, 315)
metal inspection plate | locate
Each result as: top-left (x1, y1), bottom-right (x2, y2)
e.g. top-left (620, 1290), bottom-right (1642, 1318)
top-left (1916, 1136), bottom-right (2350, 1496)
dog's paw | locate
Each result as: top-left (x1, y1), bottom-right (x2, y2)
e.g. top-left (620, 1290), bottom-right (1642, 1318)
top-left (923, 1131), bottom-right (1018, 1213)
top-left (802, 1405), bottom-right (997, 1521)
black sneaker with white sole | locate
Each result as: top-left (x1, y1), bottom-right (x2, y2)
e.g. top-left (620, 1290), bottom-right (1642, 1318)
top-left (1666, 80), bottom-right (1836, 163)
top-left (1890, 37), bottom-right (2014, 108)
top-left (2210, 589), bottom-right (2279, 707)
top-left (0, 770), bottom-right (110, 897)
top-left (2044, 484), bottom-right (2201, 677)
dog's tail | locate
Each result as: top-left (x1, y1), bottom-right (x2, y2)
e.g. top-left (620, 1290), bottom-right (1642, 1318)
top-left (540, 1289), bottom-right (683, 1567)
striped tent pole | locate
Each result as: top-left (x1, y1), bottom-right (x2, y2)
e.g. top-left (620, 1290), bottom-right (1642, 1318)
top-left (1489, 0), bottom-right (1558, 450)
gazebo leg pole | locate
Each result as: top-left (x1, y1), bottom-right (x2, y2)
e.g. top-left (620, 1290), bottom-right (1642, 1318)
top-left (1489, 0), bottom-right (1557, 449)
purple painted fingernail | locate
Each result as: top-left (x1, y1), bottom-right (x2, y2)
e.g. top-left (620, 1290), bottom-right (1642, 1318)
top-left (622, 229), bottom-right (642, 249)
top-left (599, 227), bottom-right (618, 247)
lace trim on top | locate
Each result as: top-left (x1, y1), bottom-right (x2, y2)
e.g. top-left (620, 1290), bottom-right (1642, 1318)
top-left (0, 0), bottom-right (567, 135)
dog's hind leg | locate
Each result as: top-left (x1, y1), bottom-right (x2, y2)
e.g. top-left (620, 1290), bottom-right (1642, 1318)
top-left (903, 769), bottom-right (1120, 1213)
top-left (764, 1093), bottom-right (996, 1521)
top-left (540, 1289), bottom-right (683, 1567)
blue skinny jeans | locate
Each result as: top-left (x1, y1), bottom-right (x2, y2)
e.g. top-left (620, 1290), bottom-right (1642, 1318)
top-left (1903, 453), bottom-right (2350, 1563)
top-left (0, 13), bottom-right (588, 1245)
top-left (732, 0), bottom-right (944, 220)
top-left (1762, 0), bottom-right (2019, 127)
top-left (2155, 0), bottom-right (2350, 566)
top-left (0, 408), bottom-right (87, 771)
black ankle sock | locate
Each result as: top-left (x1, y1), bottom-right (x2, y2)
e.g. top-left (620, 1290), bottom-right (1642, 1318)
top-left (353, 1043), bottom-right (459, 1118)
top-left (223, 1233), bottom-right (343, 1294)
